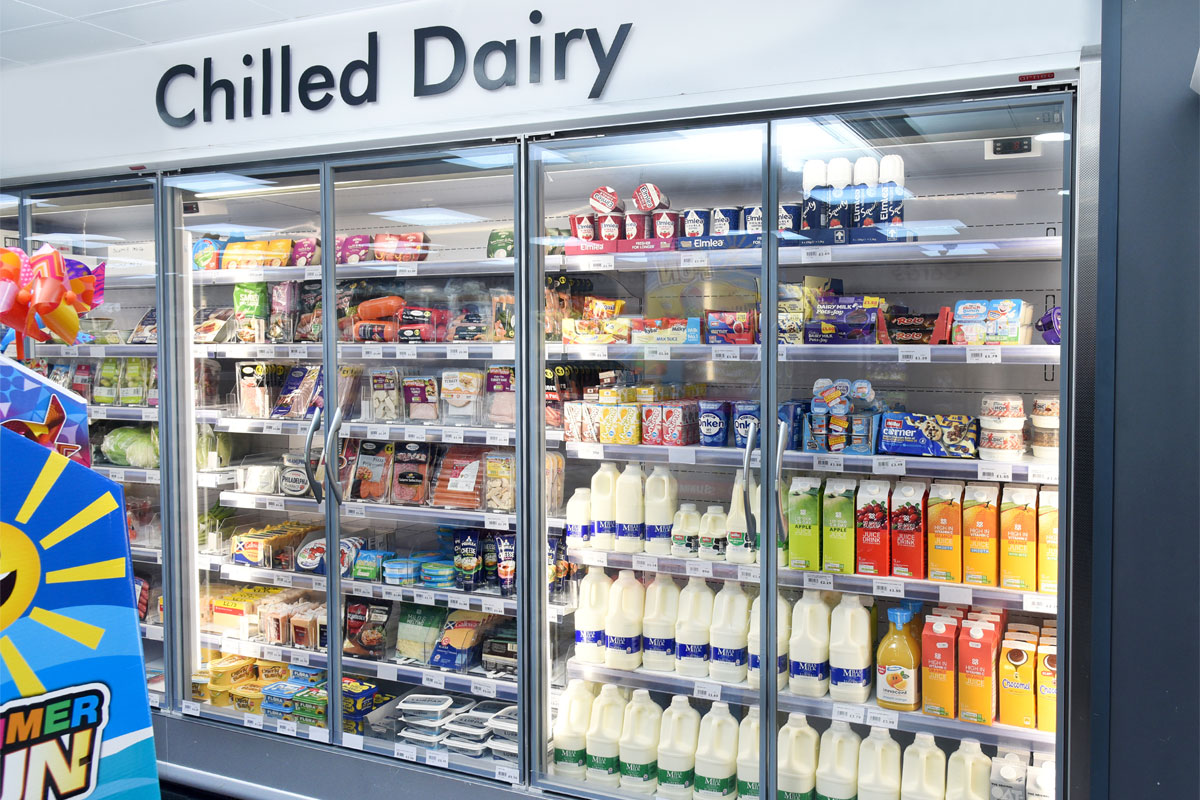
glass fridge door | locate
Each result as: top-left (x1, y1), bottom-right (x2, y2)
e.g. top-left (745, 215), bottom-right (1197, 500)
top-left (769, 94), bottom-right (1068, 799)
top-left (529, 123), bottom-right (770, 797)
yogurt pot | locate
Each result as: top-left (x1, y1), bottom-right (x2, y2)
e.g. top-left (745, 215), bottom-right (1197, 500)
top-left (653, 210), bottom-right (680, 239)
top-left (711, 207), bottom-right (741, 235)
top-left (1031, 394), bottom-right (1060, 428)
top-left (682, 209), bottom-right (711, 237)
top-left (980, 447), bottom-right (1026, 463)
top-left (979, 428), bottom-right (1025, 452)
top-left (778, 203), bottom-right (801, 233)
top-left (981, 393), bottom-right (1025, 419)
top-left (570, 214), bottom-right (596, 242)
top-left (1032, 445), bottom-right (1060, 460)
top-left (626, 212), bottom-right (652, 240)
top-left (1031, 427), bottom-right (1059, 448)
top-left (597, 213), bottom-right (625, 241)
top-left (632, 183), bottom-right (670, 212)
top-left (980, 415), bottom-right (1027, 432)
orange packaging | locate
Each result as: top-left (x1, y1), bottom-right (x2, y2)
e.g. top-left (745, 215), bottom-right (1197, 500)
top-left (1000, 484), bottom-right (1038, 590)
top-left (855, 480), bottom-right (892, 575)
top-left (922, 615), bottom-right (958, 719)
top-left (932, 605), bottom-right (967, 620)
top-left (999, 638), bottom-right (1037, 728)
top-left (962, 482), bottom-right (1000, 587)
top-left (928, 481), bottom-right (965, 582)
top-left (958, 620), bottom-right (998, 725)
top-left (1037, 488), bottom-right (1059, 595)
top-left (1036, 642), bottom-right (1057, 732)
top-left (890, 479), bottom-right (928, 578)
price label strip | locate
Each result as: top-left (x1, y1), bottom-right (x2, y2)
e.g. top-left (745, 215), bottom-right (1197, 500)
top-left (693, 681), bottom-right (721, 701)
top-left (803, 572), bottom-right (833, 589)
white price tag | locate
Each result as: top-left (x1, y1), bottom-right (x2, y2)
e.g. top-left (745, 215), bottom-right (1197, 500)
top-left (182, 701), bottom-right (200, 717)
top-left (447, 344), bottom-right (470, 360)
top-left (482, 597), bottom-right (506, 615)
top-left (312, 577), bottom-right (327, 592)
top-left (394, 262), bottom-right (419, 277)
top-left (242, 641), bottom-right (263, 659)
top-left (262, 420), bottom-right (283, 435)
top-left (147, 625), bottom-right (164, 641)
top-left (939, 585), bottom-right (973, 605)
top-left (898, 346), bottom-right (932, 363)
top-left (484, 513), bottom-right (510, 531)
top-left (343, 733), bottom-right (364, 751)
top-left (62, 345), bottom-right (78, 356)
top-left (426, 749), bottom-right (449, 768)
top-left (262, 646), bottom-right (282, 662)
top-left (88, 346), bottom-right (106, 358)
top-left (668, 447), bottom-right (697, 464)
top-left (749, 451), bottom-right (762, 469)
top-left (738, 565), bottom-right (761, 583)
top-left (581, 549), bottom-right (608, 567)
top-left (273, 572), bottom-right (293, 587)
top-left (362, 345), bottom-right (384, 359)
top-left (405, 426), bottom-right (428, 442)
top-left (277, 719), bottom-right (298, 736)
top-left (304, 265), bottom-right (322, 280)
top-left (578, 345), bottom-right (608, 360)
top-left (288, 345), bottom-right (310, 359)
top-left (243, 269), bottom-right (265, 282)
top-left (243, 713), bottom-right (263, 729)
top-left (351, 583), bottom-right (374, 598)
top-left (632, 554), bottom-right (659, 572)
top-left (221, 636), bottom-right (241, 655)
top-left (290, 650), bottom-right (310, 666)
top-left (873, 457), bottom-right (906, 476)
top-left (307, 727), bottom-right (329, 743)
top-left (471, 678), bottom-right (498, 698)
top-left (147, 470), bottom-right (162, 485)
top-left (865, 707), bottom-right (898, 729)
top-left (712, 346), bottom-right (740, 361)
top-left (412, 589), bottom-right (435, 606)
top-left (447, 594), bottom-right (471, 610)
top-left (645, 345), bottom-right (671, 360)
top-left (394, 743), bottom-right (418, 761)
top-left (801, 245), bottom-right (833, 263)
top-left (679, 251), bottom-right (709, 268)
top-left (978, 463), bottom-right (1014, 483)
top-left (148, 692), bottom-right (162, 708)
top-left (486, 429), bottom-right (510, 446)
top-left (345, 504), bottom-right (366, 519)
top-left (571, 442), bottom-right (604, 460)
top-left (832, 703), bottom-right (866, 724)
top-left (492, 343), bottom-right (516, 360)
top-left (1028, 464), bottom-right (1059, 485)
top-left (803, 572), bottom-right (834, 589)
top-left (382, 585), bottom-right (404, 601)
top-left (495, 763), bottom-right (520, 783)
top-left (584, 255), bottom-right (615, 271)
top-left (396, 344), bottom-right (418, 359)
top-left (107, 469), bottom-right (126, 483)
top-left (873, 579), bottom-right (905, 598)
top-left (422, 671), bottom-right (446, 690)
top-left (815, 455), bottom-right (844, 472)
top-left (686, 560), bottom-right (714, 578)
top-left (377, 664), bottom-right (400, 682)
top-left (90, 406), bottom-right (107, 419)
top-left (1023, 593), bottom-right (1058, 614)
top-left (366, 425), bottom-right (390, 440)
top-left (144, 407), bottom-right (160, 422)
top-left (442, 427), bottom-right (465, 444)
top-left (966, 346), bottom-right (1001, 364)
top-left (265, 497), bottom-right (285, 512)
top-left (693, 681), bottom-right (721, 701)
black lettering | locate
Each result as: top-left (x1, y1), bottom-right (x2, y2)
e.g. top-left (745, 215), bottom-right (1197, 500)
top-left (203, 57), bottom-right (236, 122)
top-left (299, 65), bottom-right (335, 110)
top-left (473, 39), bottom-right (516, 90)
top-left (155, 64), bottom-right (196, 128)
top-left (262, 48), bottom-right (272, 116)
top-left (281, 45), bottom-right (291, 113)
top-left (554, 28), bottom-right (585, 81)
top-left (340, 31), bottom-right (379, 106)
top-left (242, 54), bottom-right (253, 118)
top-left (529, 9), bottom-right (542, 83)
top-left (414, 25), bottom-right (465, 97)
top-left (585, 23), bottom-right (631, 99)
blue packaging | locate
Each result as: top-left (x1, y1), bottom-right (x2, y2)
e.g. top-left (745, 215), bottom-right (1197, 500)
top-left (733, 401), bottom-right (761, 449)
top-left (825, 185), bottom-right (852, 231)
top-left (698, 400), bottom-right (730, 447)
top-left (711, 207), bottom-right (741, 235)
top-left (742, 206), bottom-right (764, 234)
top-left (853, 183), bottom-right (880, 227)
top-left (879, 181), bottom-right (904, 225)
top-left (681, 209), bottom-right (711, 238)
top-left (778, 203), bottom-right (801, 234)
top-left (777, 401), bottom-right (806, 449)
top-left (801, 192), bottom-right (824, 232)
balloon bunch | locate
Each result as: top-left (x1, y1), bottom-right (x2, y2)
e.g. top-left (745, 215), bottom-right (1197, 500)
top-left (0, 245), bottom-right (106, 359)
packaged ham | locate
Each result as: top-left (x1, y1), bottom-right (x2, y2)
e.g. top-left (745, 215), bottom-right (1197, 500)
top-left (268, 281), bottom-right (299, 343)
top-left (336, 439), bottom-right (360, 494)
top-left (295, 281), bottom-right (323, 342)
top-left (351, 440), bottom-right (394, 503)
top-left (391, 443), bottom-right (432, 505)
top-left (485, 365), bottom-right (516, 426)
top-left (430, 446), bottom-right (488, 510)
top-left (271, 365), bottom-right (322, 419)
top-left (545, 451), bottom-right (565, 514)
top-left (441, 369), bottom-right (484, 426)
top-left (490, 289), bottom-right (516, 342)
top-left (403, 377), bottom-right (440, 422)
top-left (367, 367), bottom-right (402, 421)
top-left (237, 362), bottom-right (273, 418)
top-left (446, 279), bottom-right (492, 342)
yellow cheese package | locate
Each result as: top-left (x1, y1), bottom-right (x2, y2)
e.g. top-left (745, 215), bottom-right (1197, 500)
top-left (428, 611), bottom-right (500, 672)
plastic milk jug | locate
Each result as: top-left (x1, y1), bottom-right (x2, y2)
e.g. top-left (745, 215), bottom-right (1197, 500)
top-left (671, 502), bottom-right (702, 558)
top-left (605, 570), bottom-right (645, 670)
top-left (552, 679), bottom-right (594, 778)
top-left (900, 733), bottom-right (946, 800)
top-left (709, 580), bottom-right (751, 683)
top-left (944, 739), bottom-right (990, 800)
top-left (657, 695), bottom-right (701, 799)
top-left (736, 706), bottom-right (762, 799)
top-left (699, 505), bottom-right (729, 561)
top-left (618, 689), bottom-right (663, 794)
top-left (575, 566), bottom-right (612, 664)
top-left (585, 684), bottom-right (627, 785)
top-left (615, 464), bottom-right (646, 553)
top-left (675, 576), bottom-right (716, 676)
top-left (694, 702), bottom-right (739, 799)
top-left (642, 573), bottom-right (680, 672)
top-left (590, 462), bottom-right (620, 550)
top-left (779, 713), bottom-right (820, 800)
top-left (816, 720), bottom-right (862, 800)
top-left (727, 469), bottom-right (755, 564)
top-left (644, 465), bottom-right (678, 555)
top-left (749, 591), bottom-right (790, 689)
top-left (858, 727), bottom-right (902, 800)
top-left (829, 594), bottom-right (873, 703)
top-left (565, 488), bottom-right (592, 550)
top-left (789, 590), bottom-right (832, 697)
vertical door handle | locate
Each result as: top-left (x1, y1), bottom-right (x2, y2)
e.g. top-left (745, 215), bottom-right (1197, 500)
top-left (775, 421), bottom-right (790, 555)
top-left (741, 419), bottom-right (758, 549)
top-left (322, 406), bottom-right (344, 506)
top-left (304, 406), bottom-right (325, 505)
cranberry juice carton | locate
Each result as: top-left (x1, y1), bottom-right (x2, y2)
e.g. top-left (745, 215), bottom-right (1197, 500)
top-left (890, 479), bottom-right (928, 578)
top-left (855, 480), bottom-right (891, 575)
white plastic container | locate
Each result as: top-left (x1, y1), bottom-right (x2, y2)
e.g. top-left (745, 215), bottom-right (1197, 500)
top-left (693, 702), bottom-right (739, 799)
top-left (709, 580), bottom-right (751, 684)
top-left (829, 593), bottom-right (873, 704)
top-left (585, 684), bottom-right (627, 786)
top-left (944, 738), bottom-right (990, 800)
top-left (590, 462), bottom-right (620, 550)
top-left (990, 754), bottom-right (1028, 799)
top-left (736, 706), bottom-right (762, 799)
top-left (900, 732), bottom-right (946, 800)
top-left (551, 679), bottom-right (594, 778)
top-left (575, 566), bottom-right (612, 664)
top-left (604, 570), bottom-right (645, 670)
top-left (858, 726), bottom-right (902, 800)
top-left (726, 469), bottom-right (755, 564)
top-left (698, 505), bottom-right (728, 561)
top-left (778, 713), bottom-right (820, 800)
top-left (748, 591), bottom-right (789, 690)
top-left (618, 689), bottom-right (662, 794)
top-left (657, 695), bottom-right (701, 799)
top-left (670, 502), bottom-right (702, 558)
top-left (816, 720), bottom-right (862, 800)
top-left (641, 573), bottom-right (680, 672)
top-left (564, 487), bottom-right (592, 550)
top-left (615, 463), bottom-right (646, 553)
top-left (675, 576), bottom-right (715, 677)
top-left (644, 465), bottom-right (678, 555)
top-left (789, 590), bottom-right (832, 697)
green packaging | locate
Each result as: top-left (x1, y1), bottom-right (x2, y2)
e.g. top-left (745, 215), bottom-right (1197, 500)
top-left (821, 478), bottom-right (857, 574)
top-left (788, 476), bottom-right (823, 570)
top-left (486, 229), bottom-right (515, 258)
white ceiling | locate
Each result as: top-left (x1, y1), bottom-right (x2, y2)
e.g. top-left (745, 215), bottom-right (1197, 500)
top-left (0, 0), bottom-right (404, 69)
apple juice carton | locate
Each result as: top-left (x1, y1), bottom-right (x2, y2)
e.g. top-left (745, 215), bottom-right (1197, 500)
top-left (855, 480), bottom-right (891, 575)
top-left (958, 620), bottom-right (998, 725)
top-left (1036, 640), bottom-right (1057, 732)
top-left (962, 482), bottom-right (1000, 587)
top-left (922, 615), bottom-right (958, 719)
top-left (1037, 488), bottom-right (1059, 595)
top-left (788, 476), bottom-right (823, 571)
top-left (999, 484), bottom-right (1038, 591)
top-left (999, 638), bottom-right (1037, 728)
top-left (927, 482), bottom-right (965, 583)
top-left (890, 479), bottom-right (927, 578)
top-left (821, 478), bottom-right (857, 574)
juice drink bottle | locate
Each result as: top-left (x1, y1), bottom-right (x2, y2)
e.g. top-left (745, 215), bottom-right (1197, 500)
top-left (675, 576), bottom-right (715, 677)
top-left (642, 573), bottom-right (680, 672)
top-left (999, 483), bottom-right (1038, 590)
top-left (856, 479), bottom-right (891, 575)
top-left (856, 727), bottom-right (901, 800)
top-left (590, 462), bottom-right (620, 550)
top-left (899, 733), bottom-right (946, 800)
top-left (789, 476), bottom-right (823, 570)
top-left (671, 502), bottom-right (702, 558)
top-left (962, 482), bottom-right (1000, 586)
top-left (575, 566), bottom-right (612, 664)
top-left (789, 590), bottom-right (832, 697)
top-left (1037, 488), bottom-right (1059, 595)
top-left (778, 713), bottom-right (819, 800)
top-left (552, 679), bottom-right (595, 778)
top-left (585, 684), bottom-right (628, 785)
top-left (822, 479), bottom-right (857, 574)
top-left (698, 505), bottom-right (729, 562)
top-left (736, 706), bottom-right (761, 799)
top-left (604, 570), bottom-right (645, 670)
top-left (644, 465), bottom-right (678, 555)
top-left (1036, 641), bottom-right (1057, 732)
top-left (615, 464), bottom-right (646, 553)
top-left (657, 695), bottom-right (701, 799)
top-left (998, 637), bottom-right (1036, 728)
top-left (693, 702), bottom-right (739, 799)
top-left (922, 615), bottom-right (958, 719)
top-left (927, 481), bottom-right (965, 583)
top-left (727, 469), bottom-right (756, 564)
top-left (708, 580), bottom-right (751, 684)
top-left (875, 607), bottom-right (920, 712)
top-left (565, 487), bottom-right (592, 550)
top-left (618, 689), bottom-right (663, 794)
top-left (748, 591), bottom-right (789, 690)
top-left (944, 738), bottom-right (990, 800)
top-left (957, 620), bottom-right (998, 725)
top-left (815, 720), bottom-right (861, 800)
top-left (829, 594), bottom-right (872, 704)
top-left (890, 479), bottom-right (928, 578)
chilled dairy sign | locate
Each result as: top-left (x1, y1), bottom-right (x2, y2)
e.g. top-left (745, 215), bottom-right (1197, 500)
top-left (154, 11), bottom-right (633, 128)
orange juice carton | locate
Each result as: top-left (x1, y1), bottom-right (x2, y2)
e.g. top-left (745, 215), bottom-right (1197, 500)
top-left (1037, 488), bottom-right (1059, 594)
top-left (928, 481), bottom-right (965, 582)
top-left (890, 479), bottom-right (928, 578)
top-left (922, 615), bottom-right (959, 719)
top-left (1036, 641), bottom-right (1057, 732)
top-left (962, 482), bottom-right (1000, 586)
top-left (822, 478), bottom-right (857, 574)
top-left (999, 638), bottom-right (1037, 728)
top-left (958, 620), bottom-right (998, 725)
top-left (1000, 483), bottom-right (1039, 590)
top-left (855, 479), bottom-right (892, 575)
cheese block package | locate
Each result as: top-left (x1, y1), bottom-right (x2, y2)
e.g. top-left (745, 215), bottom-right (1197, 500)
top-left (394, 603), bottom-right (449, 664)
top-left (429, 611), bottom-right (498, 672)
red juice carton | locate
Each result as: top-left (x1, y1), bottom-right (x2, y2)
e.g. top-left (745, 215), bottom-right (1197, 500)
top-left (890, 479), bottom-right (928, 578)
top-left (641, 403), bottom-right (664, 445)
top-left (855, 480), bottom-right (891, 575)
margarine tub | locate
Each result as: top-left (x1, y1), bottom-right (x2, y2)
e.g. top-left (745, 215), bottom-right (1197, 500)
top-left (395, 693), bottom-right (453, 721)
top-left (288, 664), bottom-right (327, 685)
top-left (262, 681), bottom-right (305, 711)
top-left (489, 736), bottom-right (518, 763)
top-left (443, 712), bottom-right (493, 743)
top-left (399, 727), bottom-right (449, 748)
top-left (487, 704), bottom-right (519, 742)
top-left (230, 683), bottom-right (266, 714)
top-left (293, 709), bottom-right (326, 729)
top-left (343, 710), bottom-right (371, 735)
top-left (209, 655), bottom-right (257, 688)
top-left (445, 735), bottom-right (491, 759)
top-left (341, 678), bottom-right (378, 714)
top-left (209, 685), bottom-right (232, 707)
top-left (201, 647), bottom-right (222, 662)
top-left (293, 687), bottom-right (328, 719)
top-left (191, 673), bottom-right (211, 701)
top-left (256, 659), bottom-right (289, 683)
top-left (262, 702), bottom-right (294, 722)
top-left (383, 558), bottom-right (418, 586)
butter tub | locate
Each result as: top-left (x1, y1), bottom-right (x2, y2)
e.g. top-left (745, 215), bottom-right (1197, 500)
top-left (262, 702), bottom-right (294, 722)
top-left (293, 687), bottom-right (328, 720)
top-left (209, 655), bottom-right (257, 688)
top-left (256, 659), bottom-right (289, 683)
top-left (209, 684), bottom-right (232, 707)
top-left (288, 664), bottom-right (327, 686)
top-left (231, 683), bottom-right (266, 714)
top-left (341, 677), bottom-right (378, 714)
top-left (191, 672), bottom-right (211, 702)
top-left (293, 709), bottom-right (326, 729)
top-left (262, 681), bottom-right (305, 711)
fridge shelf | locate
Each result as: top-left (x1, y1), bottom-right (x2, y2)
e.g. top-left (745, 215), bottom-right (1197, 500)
top-left (217, 491), bottom-right (517, 529)
top-left (200, 631), bottom-right (328, 667)
top-left (218, 562), bottom-right (329, 592)
top-left (197, 343), bottom-right (323, 359)
top-left (93, 465), bottom-right (161, 484)
top-left (130, 546), bottom-right (162, 564)
top-left (565, 658), bottom-right (1055, 752)
top-left (547, 343), bottom-right (1059, 365)
top-left (182, 701), bottom-right (330, 743)
top-left (214, 416), bottom-right (317, 435)
top-left (36, 343), bottom-right (157, 357)
top-left (359, 735), bottom-right (514, 780)
top-left (140, 622), bottom-right (164, 642)
top-left (548, 343), bottom-right (760, 362)
top-left (339, 342), bottom-right (514, 361)
top-left (340, 422), bottom-right (517, 446)
top-left (342, 655), bottom-right (518, 701)
top-left (88, 405), bottom-right (160, 421)
top-left (334, 256), bottom-right (520, 279)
